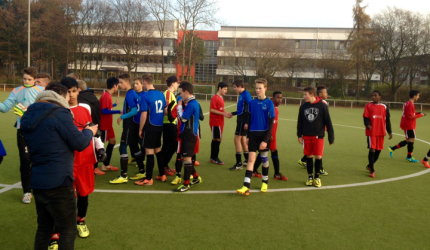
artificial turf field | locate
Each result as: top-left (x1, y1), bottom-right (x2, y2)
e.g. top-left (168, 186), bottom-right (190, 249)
top-left (1, 91), bottom-right (430, 249)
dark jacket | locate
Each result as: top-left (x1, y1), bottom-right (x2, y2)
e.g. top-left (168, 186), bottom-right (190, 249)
top-left (20, 102), bottom-right (93, 189)
top-left (78, 89), bottom-right (101, 125)
top-left (297, 97), bottom-right (334, 144)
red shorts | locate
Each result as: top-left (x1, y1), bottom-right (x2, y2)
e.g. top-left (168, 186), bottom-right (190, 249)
top-left (270, 134), bottom-right (277, 150)
top-left (177, 138), bottom-right (199, 154)
top-left (367, 136), bottom-right (384, 150)
top-left (101, 127), bottom-right (115, 142)
top-left (73, 165), bottom-right (95, 197)
top-left (303, 136), bottom-right (324, 156)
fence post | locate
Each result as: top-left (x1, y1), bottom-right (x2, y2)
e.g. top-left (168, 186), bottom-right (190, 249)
top-left (284, 98), bottom-right (286, 106)
top-left (118, 89), bottom-right (120, 98)
top-left (421, 104), bottom-right (423, 113)
top-left (334, 100), bottom-right (336, 108)
top-left (206, 94), bottom-right (208, 102)
top-left (351, 101), bottom-right (353, 108)
top-left (300, 99), bottom-right (302, 105)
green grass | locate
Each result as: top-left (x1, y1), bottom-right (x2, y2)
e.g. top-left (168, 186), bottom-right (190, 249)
top-left (1, 91), bottom-right (430, 249)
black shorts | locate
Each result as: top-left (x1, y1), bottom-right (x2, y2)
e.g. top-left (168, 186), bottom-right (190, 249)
top-left (143, 131), bottom-right (162, 149)
top-left (121, 128), bottom-right (139, 145)
top-left (248, 135), bottom-right (270, 152)
top-left (211, 126), bottom-right (223, 139)
top-left (404, 129), bottom-right (416, 139)
top-left (235, 120), bottom-right (248, 136)
top-left (180, 140), bottom-right (196, 158)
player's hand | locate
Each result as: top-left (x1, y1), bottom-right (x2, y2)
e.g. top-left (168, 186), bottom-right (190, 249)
top-left (14, 103), bottom-right (27, 117)
top-left (178, 99), bottom-right (183, 106)
top-left (117, 117), bottom-right (122, 125)
top-left (244, 124), bottom-right (248, 130)
top-left (85, 124), bottom-right (98, 136)
top-left (139, 130), bottom-right (143, 139)
top-left (116, 99), bottom-right (120, 105)
top-left (225, 112), bottom-right (232, 118)
top-left (389, 134), bottom-right (393, 140)
top-left (423, 113), bottom-right (427, 116)
top-left (97, 148), bottom-right (107, 162)
top-left (366, 125), bottom-right (372, 130)
top-left (120, 110), bottom-right (123, 115)
top-left (298, 137), bottom-right (303, 144)
top-left (259, 142), bottom-right (267, 151)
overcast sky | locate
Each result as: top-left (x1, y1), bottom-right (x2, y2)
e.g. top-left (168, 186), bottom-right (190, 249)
top-left (215, 0), bottom-right (430, 28)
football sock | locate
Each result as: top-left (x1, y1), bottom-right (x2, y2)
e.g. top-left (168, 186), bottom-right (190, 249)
top-left (103, 143), bottom-right (115, 166)
top-left (192, 154), bottom-right (196, 167)
top-left (301, 155), bottom-right (307, 162)
top-left (253, 154), bottom-right (262, 172)
top-left (243, 151), bottom-right (249, 162)
top-left (175, 154), bottom-right (182, 177)
top-left (243, 170), bottom-right (253, 188)
top-left (214, 141), bottom-right (221, 159)
top-left (136, 155), bottom-right (145, 174)
top-left (77, 195), bottom-right (88, 219)
top-left (262, 166), bottom-right (269, 184)
top-left (306, 157), bottom-right (313, 176)
top-left (51, 233), bottom-right (59, 241)
top-left (320, 159), bottom-right (324, 171)
top-left (146, 155), bottom-right (154, 180)
top-left (374, 150), bottom-right (381, 163)
top-left (315, 159), bottom-right (322, 179)
top-left (424, 150), bottom-right (430, 161)
top-left (183, 161), bottom-right (192, 185)
top-left (271, 150), bottom-right (280, 175)
top-left (210, 140), bottom-right (216, 159)
top-left (155, 151), bottom-right (165, 176)
top-left (120, 157), bottom-right (128, 177)
top-left (393, 140), bottom-right (407, 150)
top-left (368, 151), bottom-right (375, 172)
top-left (407, 142), bottom-right (414, 158)
top-left (93, 162), bottom-right (98, 170)
top-left (235, 152), bottom-right (242, 165)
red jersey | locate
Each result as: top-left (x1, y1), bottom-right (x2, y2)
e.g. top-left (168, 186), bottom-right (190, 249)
top-left (400, 101), bottom-right (423, 130)
top-left (363, 102), bottom-right (388, 136)
top-left (272, 102), bottom-right (279, 138)
top-left (209, 94), bottom-right (225, 127)
top-left (99, 91), bottom-right (113, 130)
top-left (71, 106), bottom-right (97, 168)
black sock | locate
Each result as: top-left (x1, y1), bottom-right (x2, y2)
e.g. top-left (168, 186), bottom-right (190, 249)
top-left (306, 157), bottom-right (313, 176)
top-left (155, 151), bottom-right (165, 176)
top-left (301, 155), bottom-right (307, 162)
top-left (210, 140), bottom-right (216, 159)
top-left (136, 155), bottom-right (145, 174)
top-left (368, 151), bottom-right (375, 172)
top-left (146, 155), bottom-right (154, 180)
top-left (243, 152), bottom-right (249, 162)
top-left (175, 154), bottom-right (182, 177)
top-left (77, 195), bottom-right (88, 219)
top-left (374, 150), bottom-right (381, 163)
top-left (271, 150), bottom-right (280, 175)
top-left (103, 143), bottom-right (115, 166)
top-left (183, 161), bottom-right (192, 185)
top-left (243, 170), bottom-right (253, 188)
top-left (192, 154), bottom-right (196, 167)
top-left (424, 150), bottom-right (430, 161)
top-left (315, 159), bottom-right (322, 179)
top-left (120, 157), bottom-right (128, 177)
top-left (253, 154), bottom-right (261, 172)
top-left (392, 140), bottom-right (407, 151)
top-left (94, 162), bottom-right (98, 170)
top-left (262, 167), bottom-right (269, 184)
top-left (214, 141), bottom-right (221, 159)
top-left (320, 159), bottom-right (324, 171)
top-left (235, 153), bottom-right (242, 165)
top-left (407, 142), bottom-right (414, 158)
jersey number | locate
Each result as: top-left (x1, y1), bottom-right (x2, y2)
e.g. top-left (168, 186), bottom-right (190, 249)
top-left (155, 100), bottom-right (163, 113)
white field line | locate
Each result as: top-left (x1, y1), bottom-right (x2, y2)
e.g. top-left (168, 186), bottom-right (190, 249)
top-left (0, 182), bottom-right (22, 194)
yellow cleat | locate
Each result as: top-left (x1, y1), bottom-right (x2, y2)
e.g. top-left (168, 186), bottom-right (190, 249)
top-left (128, 158), bottom-right (135, 164)
top-left (236, 186), bottom-right (250, 196)
top-left (77, 222), bottom-right (90, 238)
top-left (171, 176), bottom-right (182, 185)
top-left (261, 182), bottom-right (268, 193)
top-left (130, 173), bottom-right (146, 180)
top-left (109, 176), bottom-right (128, 184)
top-left (305, 178), bottom-right (313, 186)
top-left (314, 178), bottom-right (322, 188)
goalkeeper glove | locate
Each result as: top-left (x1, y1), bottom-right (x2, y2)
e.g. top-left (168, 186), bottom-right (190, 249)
top-left (97, 148), bottom-right (107, 162)
top-left (14, 103), bottom-right (27, 117)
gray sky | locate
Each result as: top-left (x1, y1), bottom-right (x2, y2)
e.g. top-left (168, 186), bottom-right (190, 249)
top-left (215, 0), bottom-right (430, 28)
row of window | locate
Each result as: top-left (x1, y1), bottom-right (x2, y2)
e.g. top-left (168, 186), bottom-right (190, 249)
top-left (81, 54), bottom-right (174, 64)
top-left (79, 37), bottom-right (175, 47)
top-left (219, 38), bottom-right (350, 50)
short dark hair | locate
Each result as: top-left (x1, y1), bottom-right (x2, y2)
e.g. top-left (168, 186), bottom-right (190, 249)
top-left (303, 86), bottom-right (316, 96)
top-left (118, 73), bottom-right (131, 83)
top-left (166, 76), bottom-right (178, 87)
top-left (60, 77), bottom-right (78, 90)
top-left (45, 82), bottom-right (68, 97)
top-left (372, 90), bottom-right (382, 97)
top-left (107, 77), bottom-right (119, 89)
top-left (36, 72), bottom-right (51, 80)
top-left (142, 74), bottom-right (154, 85)
top-left (23, 67), bottom-right (37, 79)
top-left (273, 91), bottom-right (282, 97)
top-left (316, 85), bottom-right (326, 95)
top-left (218, 82), bottom-right (228, 90)
top-left (66, 73), bottom-right (79, 80)
top-left (232, 78), bottom-right (244, 88)
top-left (179, 81), bottom-right (193, 94)
top-left (409, 89), bottom-right (420, 98)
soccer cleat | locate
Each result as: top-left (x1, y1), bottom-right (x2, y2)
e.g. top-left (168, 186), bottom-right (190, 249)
top-left (171, 176), bottom-right (182, 185)
top-left (305, 178), bottom-right (313, 186)
top-left (319, 169), bottom-right (328, 176)
top-left (102, 164), bottom-right (118, 171)
top-left (190, 176), bottom-right (202, 185)
top-left (421, 159), bottom-right (430, 168)
top-left (164, 167), bottom-right (175, 176)
top-left (261, 182), bottom-right (268, 193)
top-left (156, 175), bottom-right (167, 182)
top-left (389, 147), bottom-right (394, 158)
top-left (369, 172), bottom-right (375, 178)
top-left (236, 186), bottom-right (250, 196)
top-left (94, 168), bottom-right (106, 175)
top-left (109, 176), bottom-right (128, 184)
top-left (243, 160), bottom-right (248, 166)
top-left (194, 160), bottom-right (200, 166)
top-left (406, 157), bottom-right (419, 163)
top-left (298, 159), bottom-right (307, 168)
top-left (77, 221), bottom-right (90, 238)
top-left (210, 158), bottom-right (224, 165)
top-left (135, 179), bottom-right (153, 186)
top-left (252, 171), bottom-right (262, 178)
top-left (314, 178), bottom-right (322, 188)
top-left (273, 173), bottom-right (288, 181)
top-left (48, 241), bottom-right (58, 250)
top-left (173, 184), bottom-right (190, 193)
top-left (22, 193), bottom-right (31, 204)
top-left (230, 163), bottom-right (243, 171)
top-left (128, 158), bottom-right (135, 164)
top-left (129, 173), bottom-right (146, 180)
top-left (366, 165), bottom-right (371, 173)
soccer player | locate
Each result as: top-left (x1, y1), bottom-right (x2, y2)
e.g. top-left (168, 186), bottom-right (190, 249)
top-left (388, 90), bottom-right (425, 162)
top-left (297, 86), bottom-right (334, 188)
top-left (135, 74), bottom-right (167, 186)
top-left (99, 77), bottom-right (122, 172)
top-left (421, 150), bottom-right (430, 168)
top-left (253, 91), bottom-right (288, 181)
top-left (363, 90), bottom-right (393, 178)
top-left (0, 139), bottom-right (6, 165)
top-left (35, 72), bottom-right (51, 88)
top-left (128, 76), bottom-right (146, 165)
top-left (173, 81), bottom-right (202, 192)
top-left (110, 74), bottom-right (145, 184)
top-left (0, 67), bottom-right (44, 203)
top-left (210, 82), bottom-right (232, 166)
top-left (230, 78), bottom-right (253, 169)
top-left (236, 78), bottom-right (275, 196)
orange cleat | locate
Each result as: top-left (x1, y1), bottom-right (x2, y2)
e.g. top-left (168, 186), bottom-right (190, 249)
top-left (164, 167), bottom-right (175, 176)
top-left (94, 168), bottom-right (106, 175)
top-left (194, 160), bottom-right (200, 166)
top-left (421, 159), bottom-right (430, 168)
top-left (156, 175), bottom-right (167, 182)
top-left (274, 173), bottom-right (288, 181)
top-left (135, 179), bottom-right (153, 186)
top-left (369, 172), bottom-right (375, 178)
top-left (252, 172), bottom-right (262, 178)
top-left (102, 165), bottom-right (119, 171)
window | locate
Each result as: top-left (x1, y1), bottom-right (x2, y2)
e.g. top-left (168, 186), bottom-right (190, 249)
top-left (107, 72), bottom-right (116, 78)
top-left (305, 41), bottom-right (312, 49)
top-left (339, 42), bottom-right (345, 50)
top-left (334, 41), bottom-right (339, 49)
top-left (219, 58), bottom-right (224, 65)
top-left (295, 41), bottom-right (300, 49)
top-left (303, 79), bottom-right (309, 86)
top-left (328, 42), bottom-right (334, 49)
top-left (84, 55), bottom-right (89, 61)
top-left (220, 39), bottom-right (225, 47)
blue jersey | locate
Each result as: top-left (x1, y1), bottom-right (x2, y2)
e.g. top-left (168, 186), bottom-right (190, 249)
top-left (122, 89), bottom-right (139, 129)
top-left (134, 91), bottom-right (146, 124)
top-left (249, 98), bottom-right (275, 135)
top-left (236, 90), bottom-right (252, 120)
top-left (140, 89), bottom-right (166, 132)
top-left (179, 97), bottom-right (200, 143)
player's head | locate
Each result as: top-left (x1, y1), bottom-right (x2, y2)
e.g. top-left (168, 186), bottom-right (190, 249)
top-left (255, 78), bottom-right (267, 98)
top-left (66, 73), bottom-right (79, 80)
top-left (118, 73), bottom-right (131, 90)
top-left (106, 77), bottom-right (119, 91)
top-left (272, 91), bottom-right (282, 106)
top-left (77, 80), bottom-right (87, 91)
top-left (317, 85), bottom-right (328, 100)
top-left (217, 82), bottom-right (228, 96)
top-left (409, 89), bottom-right (420, 101)
top-left (232, 78), bottom-right (244, 94)
top-left (179, 81), bottom-right (193, 100)
top-left (166, 76), bottom-right (179, 90)
top-left (371, 90), bottom-right (381, 103)
top-left (35, 73), bottom-right (51, 87)
top-left (134, 77), bottom-right (143, 92)
top-left (45, 82), bottom-right (70, 102)
top-left (142, 74), bottom-right (154, 90)
top-left (22, 67), bottom-right (37, 86)
top-left (303, 86), bottom-right (316, 102)
top-left (60, 77), bottom-right (79, 106)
